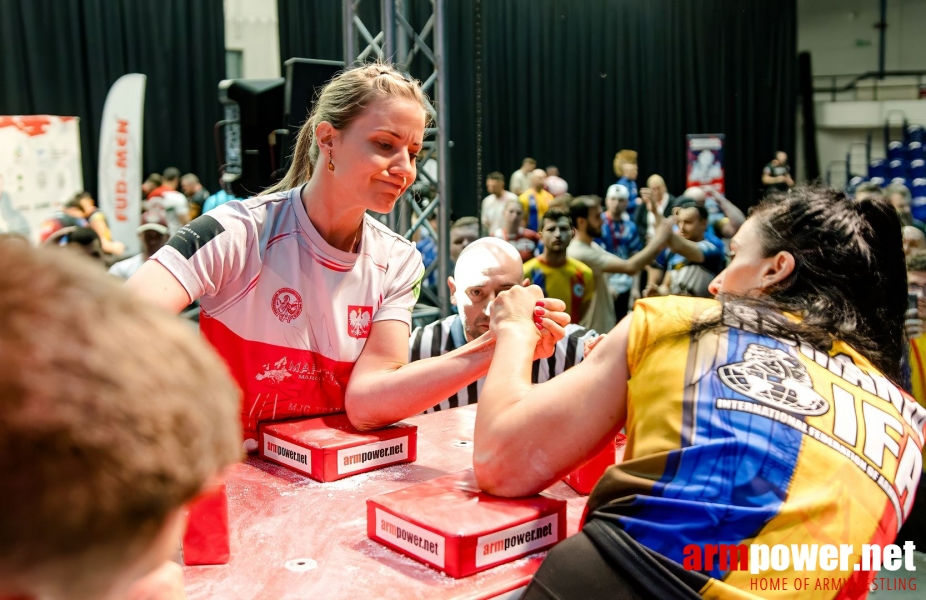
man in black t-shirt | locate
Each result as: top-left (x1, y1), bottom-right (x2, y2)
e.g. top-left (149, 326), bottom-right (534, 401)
top-left (181, 173), bottom-right (210, 219)
top-left (761, 151), bottom-right (794, 194)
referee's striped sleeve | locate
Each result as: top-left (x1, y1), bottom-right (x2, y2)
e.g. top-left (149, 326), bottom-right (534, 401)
top-left (536, 325), bottom-right (598, 383)
top-left (410, 316), bottom-right (463, 413)
top-left (410, 325), bottom-right (425, 362)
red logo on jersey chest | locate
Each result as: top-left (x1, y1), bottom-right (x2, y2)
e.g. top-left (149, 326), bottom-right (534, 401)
top-left (272, 288), bottom-right (303, 323)
top-left (348, 305), bottom-right (373, 338)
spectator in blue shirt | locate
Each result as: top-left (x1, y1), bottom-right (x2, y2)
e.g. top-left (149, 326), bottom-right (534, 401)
top-left (202, 188), bottom-right (243, 214)
top-left (612, 149), bottom-right (640, 212)
top-left (599, 184), bottom-right (643, 258)
top-left (678, 186), bottom-right (746, 244)
top-left (415, 234), bottom-right (438, 290)
top-left (598, 184), bottom-right (643, 320)
top-left (645, 200), bottom-right (725, 298)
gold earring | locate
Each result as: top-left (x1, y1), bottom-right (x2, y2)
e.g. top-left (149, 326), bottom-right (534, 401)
top-left (327, 150), bottom-right (335, 172)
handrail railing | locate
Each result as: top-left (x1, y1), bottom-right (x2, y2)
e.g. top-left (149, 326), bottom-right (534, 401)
top-left (813, 70), bottom-right (926, 102)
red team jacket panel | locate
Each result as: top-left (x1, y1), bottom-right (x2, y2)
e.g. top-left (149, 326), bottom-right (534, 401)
top-left (152, 187), bottom-right (424, 449)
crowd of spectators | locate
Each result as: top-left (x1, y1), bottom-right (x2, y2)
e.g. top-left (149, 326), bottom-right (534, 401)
top-left (6, 138), bottom-right (926, 598)
top-left (30, 167), bottom-right (241, 280)
top-left (415, 150), bottom-right (749, 337)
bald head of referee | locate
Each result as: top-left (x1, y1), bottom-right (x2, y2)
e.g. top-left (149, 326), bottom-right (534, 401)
top-left (449, 237), bottom-right (525, 342)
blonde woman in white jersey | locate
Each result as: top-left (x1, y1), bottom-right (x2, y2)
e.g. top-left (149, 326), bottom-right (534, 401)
top-left (127, 62), bottom-right (568, 451)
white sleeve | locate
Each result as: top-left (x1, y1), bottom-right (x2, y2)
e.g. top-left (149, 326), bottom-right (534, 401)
top-left (568, 243), bottom-right (610, 272)
top-left (167, 192), bottom-right (191, 219)
top-left (108, 259), bottom-right (131, 279)
top-left (149, 205), bottom-right (252, 301)
top-left (373, 241), bottom-right (425, 329)
top-left (481, 197), bottom-right (492, 228)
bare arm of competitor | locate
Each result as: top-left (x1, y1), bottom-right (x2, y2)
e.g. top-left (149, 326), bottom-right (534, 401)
top-left (641, 198), bottom-right (670, 295)
top-left (761, 172), bottom-right (785, 186)
top-left (124, 261), bottom-right (573, 430)
top-left (344, 295), bottom-right (569, 431)
top-left (473, 285), bottom-right (629, 497)
top-left (124, 260), bottom-right (192, 313)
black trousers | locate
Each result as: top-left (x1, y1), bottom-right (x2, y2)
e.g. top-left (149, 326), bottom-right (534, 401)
top-left (522, 520), bottom-right (705, 600)
top-left (522, 532), bottom-right (650, 600)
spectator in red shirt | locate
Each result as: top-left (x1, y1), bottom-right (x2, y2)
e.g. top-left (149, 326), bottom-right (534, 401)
top-left (145, 167), bottom-right (191, 235)
top-left (147, 167), bottom-right (180, 199)
top-left (494, 199), bottom-right (540, 262)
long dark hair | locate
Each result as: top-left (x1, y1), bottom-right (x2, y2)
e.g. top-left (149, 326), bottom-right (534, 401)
top-left (706, 186), bottom-right (907, 382)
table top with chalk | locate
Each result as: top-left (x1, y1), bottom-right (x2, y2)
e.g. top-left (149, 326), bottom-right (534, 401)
top-left (183, 405), bottom-right (588, 600)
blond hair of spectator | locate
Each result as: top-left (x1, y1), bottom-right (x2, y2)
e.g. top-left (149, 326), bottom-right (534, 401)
top-left (613, 149), bottom-right (638, 177)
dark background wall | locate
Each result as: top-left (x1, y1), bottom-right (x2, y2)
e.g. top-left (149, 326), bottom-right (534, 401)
top-left (279, 0), bottom-right (796, 217)
top-left (0, 0), bottom-right (226, 197)
top-left (477, 0), bottom-right (797, 214)
top-left (1, 0), bottom-right (795, 215)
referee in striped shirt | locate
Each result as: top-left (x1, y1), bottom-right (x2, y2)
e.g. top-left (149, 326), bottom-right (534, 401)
top-left (410, 237), bottom-right (597, 412)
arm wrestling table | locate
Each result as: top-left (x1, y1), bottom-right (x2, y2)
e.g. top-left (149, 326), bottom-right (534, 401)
top-left (183, 405), bottom-right (587, 600)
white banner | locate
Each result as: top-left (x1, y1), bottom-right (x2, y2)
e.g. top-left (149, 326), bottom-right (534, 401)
top-left (98, 74), bottom-right (146, 255)
top-left (0, 116), bottom-right (83, 243)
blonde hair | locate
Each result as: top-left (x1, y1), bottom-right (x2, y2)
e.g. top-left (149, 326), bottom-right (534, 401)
top-left (612, 149), bottom-right (638, 177)
top-left (264, 61), bottom-right (431, 195)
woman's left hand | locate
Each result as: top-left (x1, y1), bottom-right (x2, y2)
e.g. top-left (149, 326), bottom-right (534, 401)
top-left (490, 285), bottom-right (569, 360)
top-left (584, 333), bottom-right (607, 358)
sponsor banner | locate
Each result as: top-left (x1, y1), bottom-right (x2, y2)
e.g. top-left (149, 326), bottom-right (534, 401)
top-left (686, 134), bottom-right (725, 194)
top-left (475, 513), bottom-right (559, 568)
top-left (375, 508), bottom-right (445, 567)
top-left (338, 436), bottom-right (409, 475)
top-left (98, 73), bottom-right (146, 255)
top-left (0, 115), bottom-right (83, 243)
top-left (263, 434), bottom-right (312, 476)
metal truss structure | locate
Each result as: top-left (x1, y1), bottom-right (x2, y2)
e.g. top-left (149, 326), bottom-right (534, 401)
top-left (343, 0), bottom-right (450, 321)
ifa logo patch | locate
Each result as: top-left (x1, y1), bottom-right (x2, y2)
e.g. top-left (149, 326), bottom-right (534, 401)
top-left (272, 288), bottom-right (303, 323)
top-left (348, 305), bottom-right (373, 338)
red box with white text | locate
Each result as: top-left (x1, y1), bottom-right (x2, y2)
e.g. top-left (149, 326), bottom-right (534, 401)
top-left (367, 470), bottom-right (567, 578)
top-left (259, 414), bottom-right (417, 482)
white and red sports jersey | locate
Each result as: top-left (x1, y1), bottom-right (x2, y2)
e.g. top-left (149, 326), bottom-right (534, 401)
top-left (152, 187), bottom-right (424, 450)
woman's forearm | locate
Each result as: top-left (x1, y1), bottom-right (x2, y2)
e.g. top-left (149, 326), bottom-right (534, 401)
top-left (473, 325), bottom-right (541, 494)
top-left (473, 317), bottom-right (632, 497)
top-left (345, 334), bottom-right (496, 430)
top-left (478, 326), bottom-right (537, 419)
